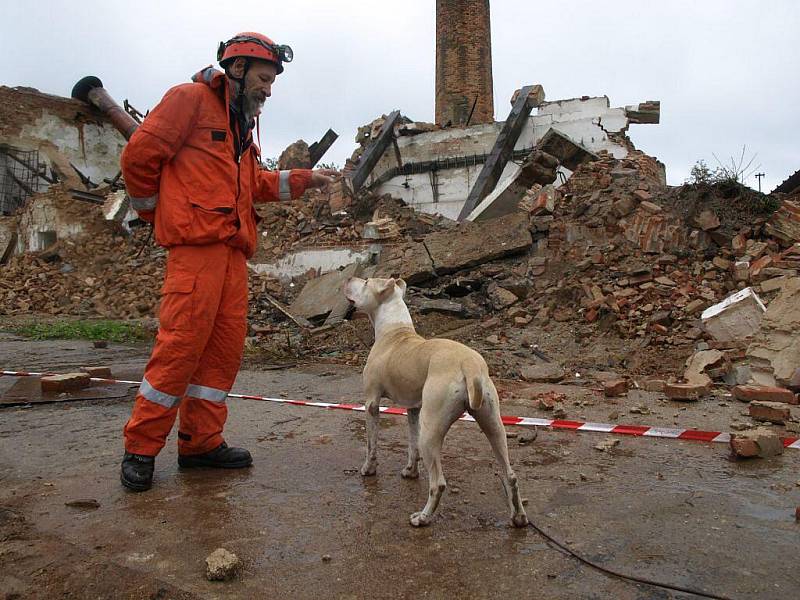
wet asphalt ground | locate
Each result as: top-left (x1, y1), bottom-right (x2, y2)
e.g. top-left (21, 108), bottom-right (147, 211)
top-left (1, 334), bottom-right (799, 599)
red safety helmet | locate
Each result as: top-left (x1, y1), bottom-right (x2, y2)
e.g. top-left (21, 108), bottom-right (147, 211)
top-left (217, 32), bottom-right (293, 74)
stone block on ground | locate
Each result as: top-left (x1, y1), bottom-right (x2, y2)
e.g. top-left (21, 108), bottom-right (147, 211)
top-left (41, 373), bottom-right (91, 393)
top-left (205, 548), bottom-right (241, 581)
top-left (603, 379), bottom-right (628, 397)
top-left (748, 401), bottom-right (791, 424)
top-left (80, 366), bottom-right (113, 379)
top-left (520, 364), bottom-right (565, 383)
top-left (683, 349), bottom-right (725, 386)
top-left (729, 427), bottom-right (784, 458)
top-left (701, 287), bottom-right (766, 343)
top-left (487, 284), bottom-right (519, 310)
top-left (664, 382), bottom-right (708, 401)
top-left (732, 385), bottom-right (797, 404)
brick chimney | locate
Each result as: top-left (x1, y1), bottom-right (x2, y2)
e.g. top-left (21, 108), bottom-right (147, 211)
top-left (435, 0), bottom-right (494, 127)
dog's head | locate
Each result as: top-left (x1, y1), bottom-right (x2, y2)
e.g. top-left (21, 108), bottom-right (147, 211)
top-left (344, 277), bottom-right (407, 315)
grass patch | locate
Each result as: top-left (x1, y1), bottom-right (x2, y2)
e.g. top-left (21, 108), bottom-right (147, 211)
top-left (12, 320), bottom-right (151, 343)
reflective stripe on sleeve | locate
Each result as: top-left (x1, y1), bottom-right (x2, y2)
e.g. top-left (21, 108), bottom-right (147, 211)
top-left (186, 383), bottom-right (228, 403)
top-left (139, 376), bottom-right (182, 409)
top-left (130, 194), bottom-right (158, 212)
top-left (278, 170), bottom-right (291, 201)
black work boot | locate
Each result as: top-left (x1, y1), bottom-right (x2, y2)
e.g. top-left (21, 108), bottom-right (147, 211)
top-left (178, 442), bottom-right (252, 469)
top-left (120, 452), bottom-right (155, 492)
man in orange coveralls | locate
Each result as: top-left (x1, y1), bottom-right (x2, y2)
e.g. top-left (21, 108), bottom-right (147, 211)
top-left (120, 32), bottom-right (336, 491)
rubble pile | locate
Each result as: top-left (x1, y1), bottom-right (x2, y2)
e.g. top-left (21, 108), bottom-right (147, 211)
top-left (251, 190), bottom-right (450, 263)
top-left (0, 224), bottom-right (165, 319)
top-left (520, 151), bottom-right (792, 353)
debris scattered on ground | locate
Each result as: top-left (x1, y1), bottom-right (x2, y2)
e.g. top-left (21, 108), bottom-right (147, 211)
top-left (729, 427), bottom-right (784, 459)
top-left (205, 548), bottom-right (241, 581)
top-left (41, 373), bottom-right (90, 393)
top-left (64, 498), bottom-right (101, 509)
top-left (594, 438), bottom-right (621, 452)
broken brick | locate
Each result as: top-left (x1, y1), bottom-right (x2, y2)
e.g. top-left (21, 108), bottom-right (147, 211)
top-left (732, 385), bottom-right (797, 404)
top-left (664, 382), bottom-right (708, 401)
top-left (748, 401), bottom-right (791, 424)
top-left (41, 373), bottom-right (91, 393)
top-left (729, 427), bottom-right (784, 459)
top-left (603, 379), bottom-right (628, 397)
top-left (81, 366), bottom-right (113, 379)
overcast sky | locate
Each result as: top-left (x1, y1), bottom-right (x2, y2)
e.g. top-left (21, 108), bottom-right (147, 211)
top-left (2, 0), bottom-right (798, 192)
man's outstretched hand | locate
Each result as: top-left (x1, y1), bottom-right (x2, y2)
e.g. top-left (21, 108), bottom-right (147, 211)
top-left (308, 169), bottom-right (340, 190)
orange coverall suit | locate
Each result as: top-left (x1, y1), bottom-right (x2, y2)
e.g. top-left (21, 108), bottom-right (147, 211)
top-left (121, 67), bottom-right (312, 456)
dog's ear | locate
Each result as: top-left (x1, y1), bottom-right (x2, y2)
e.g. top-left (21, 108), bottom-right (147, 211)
top-left (377, 278), bottom-right (396, 298)
top-left (396, 278), bottom-right (407, 297)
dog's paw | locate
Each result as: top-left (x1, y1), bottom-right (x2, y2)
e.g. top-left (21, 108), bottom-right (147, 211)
top-left (360, 463), bottom-right (377, 477)
top-left (400, 465), bottom-right (419, 479)
top-left (512, 512), bottom-right (529, 528)
top-left (409, 511), bottom-right (432, 527)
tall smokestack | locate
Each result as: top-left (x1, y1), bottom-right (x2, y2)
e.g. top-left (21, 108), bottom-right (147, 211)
top-left (435, 0), bottom-right (494, 127)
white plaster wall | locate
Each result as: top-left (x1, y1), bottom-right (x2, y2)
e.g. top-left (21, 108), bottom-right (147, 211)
top-left (374, 95), bottom-right (648, 217)
top-left (19, 111), bottom-right (126, 185)
top-left (250, 247), bottom-right (375, 279)
top-left (16, 197), bottom-right (86, 253)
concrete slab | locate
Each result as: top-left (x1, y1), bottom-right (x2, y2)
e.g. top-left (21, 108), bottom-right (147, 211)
top-left (289, 262), bottom-right (364, 323)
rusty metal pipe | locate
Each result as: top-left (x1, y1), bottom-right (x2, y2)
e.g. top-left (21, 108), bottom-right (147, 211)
top-left (71, 76), bottom-right (139, 140)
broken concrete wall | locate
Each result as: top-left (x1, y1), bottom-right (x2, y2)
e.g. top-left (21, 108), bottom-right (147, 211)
top-left (370, 95), bottom-right (659, 218)
top-left (15, 186), bottom-right (100, 253)
top-left (0, 86), bottom-right (126, 192)
top-left (249, 246), bottom-right (377, 280)
top-left (746, 277), bottom-right (800, 386)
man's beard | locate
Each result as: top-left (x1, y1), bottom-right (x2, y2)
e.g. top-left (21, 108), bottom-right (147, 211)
top-left (242, 91), bottom-right (265, 122)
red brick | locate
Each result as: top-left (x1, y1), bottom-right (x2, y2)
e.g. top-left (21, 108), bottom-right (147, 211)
top-left (603, 379), bottom-right (628, 397)
top-left (81, 366), bottom-right (113, 379)
top-left (732, 385), bottom-right (797, 404)
top-left (41, 373), bottom-right (91, 393)
top-left (729, 427), bottom-right (784, 459)
top-left (664, 382), bottom-right (708, 401)
top-left (435, 0), bottom-right (493, 126)
top-left (748, 401), bottom-right (791, 424)
top-left (749, 255), bottom-right (773, 279)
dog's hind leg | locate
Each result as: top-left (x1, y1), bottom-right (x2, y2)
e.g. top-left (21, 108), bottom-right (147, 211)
top-left (473, 381), bottom-right (528, 528)
top-left (409, 387), bottom-right (462, 527)
top-left (401, 407), bottom-right (421, 479)
top-left (360, 391), bottom-right (381, 476)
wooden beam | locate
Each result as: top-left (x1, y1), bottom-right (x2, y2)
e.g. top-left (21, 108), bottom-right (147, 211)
top-left (349, 110), bottom-right (401, 193)
top-left (457, 86), bottom-right (536, 221)
top-left (308, 128), bottom-right (339, 167)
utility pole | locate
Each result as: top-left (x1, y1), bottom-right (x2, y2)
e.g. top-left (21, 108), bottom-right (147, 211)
top-left (755, 172), bottom-right (765, 192)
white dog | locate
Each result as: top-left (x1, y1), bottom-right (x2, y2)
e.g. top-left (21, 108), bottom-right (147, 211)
top-left (344, 276), bottom-right (528, 528)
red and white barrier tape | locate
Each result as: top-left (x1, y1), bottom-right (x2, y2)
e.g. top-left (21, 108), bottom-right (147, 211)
top-left (3, 370), bottom-right (799, 450)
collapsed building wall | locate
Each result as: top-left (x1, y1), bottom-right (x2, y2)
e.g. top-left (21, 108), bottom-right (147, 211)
top-left (0, 86), bottom-right (126, 214)
top-left (365, 95), bottom-right (660, 220)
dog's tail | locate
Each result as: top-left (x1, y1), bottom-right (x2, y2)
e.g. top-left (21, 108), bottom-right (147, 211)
top-left (461, 359), bottom-right (484, 411)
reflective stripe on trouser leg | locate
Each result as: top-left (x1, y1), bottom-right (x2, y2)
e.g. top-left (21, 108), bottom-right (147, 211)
top-left (123, 244), bottom-right (233, 456)
top-left (140, 376), bottom-right (183, 408)
top-left (178, 247), bottom-right (248, 455)
top-left (186, 383), bottom-right (228, 403)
